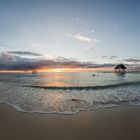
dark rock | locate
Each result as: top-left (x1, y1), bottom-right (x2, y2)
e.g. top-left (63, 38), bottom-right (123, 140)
top-left (71, 99), bottom-right (78, 102)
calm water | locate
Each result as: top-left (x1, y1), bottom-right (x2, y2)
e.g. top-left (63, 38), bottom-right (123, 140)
top-left (0, 72), bottom-right (140, 114)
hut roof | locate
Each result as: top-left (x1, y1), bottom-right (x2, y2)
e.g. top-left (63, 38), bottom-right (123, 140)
top-left (114, 64), bottom-right (127, 69)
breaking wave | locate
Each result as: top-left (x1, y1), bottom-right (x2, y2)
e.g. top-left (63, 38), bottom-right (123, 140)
top-left (24, 81), bottom-right (140, 90)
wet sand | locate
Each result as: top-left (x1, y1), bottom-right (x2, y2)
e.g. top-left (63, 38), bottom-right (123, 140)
top-left (0, 103), bottom-right (140, 140)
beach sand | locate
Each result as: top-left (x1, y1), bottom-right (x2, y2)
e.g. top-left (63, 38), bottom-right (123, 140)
top-left (0, 103), bottom-right (140, 140)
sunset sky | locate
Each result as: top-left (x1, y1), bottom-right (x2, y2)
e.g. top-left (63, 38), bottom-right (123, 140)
top-left (0, 0), bottom-right (140, 71)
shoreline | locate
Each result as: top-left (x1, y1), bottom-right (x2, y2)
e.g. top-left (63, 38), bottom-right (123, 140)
top-left (1, 101), bottom-right (140, 115)
top-left (0, 103), bottom-right (140, 140)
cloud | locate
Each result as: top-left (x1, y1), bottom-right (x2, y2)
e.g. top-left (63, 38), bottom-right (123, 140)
top-left (0, 51), bottom-right (115, 70)
top-left (110, 56), bottom-right (118, 59)
top-left (123, 58), bottom-right (140, 63)
top-left (102, 56), bottom-right (108, 58)
top-left (65, 32), bottom-right (100, 44)
top-left (101, 56), bottom-right (118, 59)
top-left (65, 33), bottom-right (93, 43)
top-left (74, 34), bottom-right (92, 42)
top-left (0, 52), bottom-right (139, 71)
top-left (7, 51), bottom-right (42, 56)
top-left (130, 65), bottom-right (140, 71)
top-left (0, 52), bottom-right (18, 63)
top-left (86, 63), bottom-right (116, 68)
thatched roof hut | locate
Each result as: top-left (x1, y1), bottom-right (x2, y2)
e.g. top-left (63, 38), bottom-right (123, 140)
top-left (114, 64), bottom-right (127, 72)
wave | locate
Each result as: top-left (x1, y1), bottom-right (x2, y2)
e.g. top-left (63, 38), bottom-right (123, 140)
top-left (1, 99), bottom-right (140, 115)
top-left (0, 101), bottom-right (25, 112)
top-left (24, 81), bottom-right (140, 90)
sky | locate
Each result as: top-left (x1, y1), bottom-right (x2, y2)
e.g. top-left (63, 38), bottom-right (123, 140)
top-left (0, 0), bottom-right (140, 71)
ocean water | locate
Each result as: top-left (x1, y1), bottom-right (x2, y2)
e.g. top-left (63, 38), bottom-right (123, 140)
top-left (0, 72), bottom-right (140, 114)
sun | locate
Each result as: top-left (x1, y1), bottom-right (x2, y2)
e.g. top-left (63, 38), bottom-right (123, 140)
top-left (52, 69), bottom-right (64, 72)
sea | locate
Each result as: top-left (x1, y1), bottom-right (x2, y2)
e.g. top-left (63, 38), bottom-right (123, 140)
top-left (0, 72), bottom-right (140, 114)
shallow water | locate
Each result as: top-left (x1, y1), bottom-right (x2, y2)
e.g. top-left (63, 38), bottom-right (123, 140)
top-left (0, 72), bottom-right (140, 114)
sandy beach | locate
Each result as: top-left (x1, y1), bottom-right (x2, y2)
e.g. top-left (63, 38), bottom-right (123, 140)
top-left (0, 103), bottom-right (140, 140)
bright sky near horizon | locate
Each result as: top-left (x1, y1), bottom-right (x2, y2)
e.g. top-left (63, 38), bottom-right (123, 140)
top-left (0, 0), bottom-right (140, 71)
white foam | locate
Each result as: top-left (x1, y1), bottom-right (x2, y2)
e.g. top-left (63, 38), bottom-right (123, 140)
top-left (0, 101), bottom-right (25, 112)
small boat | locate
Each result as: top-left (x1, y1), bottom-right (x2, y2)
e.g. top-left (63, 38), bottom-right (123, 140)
top-left (32, 70), bottom-right (38, 74)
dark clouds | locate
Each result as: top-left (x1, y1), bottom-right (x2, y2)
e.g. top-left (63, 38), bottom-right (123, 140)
top-left (110, 56), bottom-right (118, 59)
top-left (0, 52), bottom-right (35, 70)
top-left (0, 52), bottom-right (140, 71)
top-left (0, 52), bottom-right (117, 70)
top-left (101, 56), bottom-right (118, 59)
top-left (88, 63), bottom-right (115, 68)
top-left (123, 58), bottom-right (140, 63)
top-left (7, 51), bottom-right (42, 56)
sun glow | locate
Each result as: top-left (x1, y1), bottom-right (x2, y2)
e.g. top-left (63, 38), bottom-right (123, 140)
top-left (38, 68), bottom-right (96, 72)
top-left (0, 67), bottom-right (113, 73)
top-left (37, 67), bottom-right (113, 72)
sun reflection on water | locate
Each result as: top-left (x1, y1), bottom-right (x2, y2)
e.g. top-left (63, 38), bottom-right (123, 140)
top-left (38, 73), bottom-right (79, 87)
top-left (40, 92), bottom-right (68, 112)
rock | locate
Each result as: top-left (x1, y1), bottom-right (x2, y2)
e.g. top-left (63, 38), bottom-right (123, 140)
top-left (71, 99), bottom-right (78, 102)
